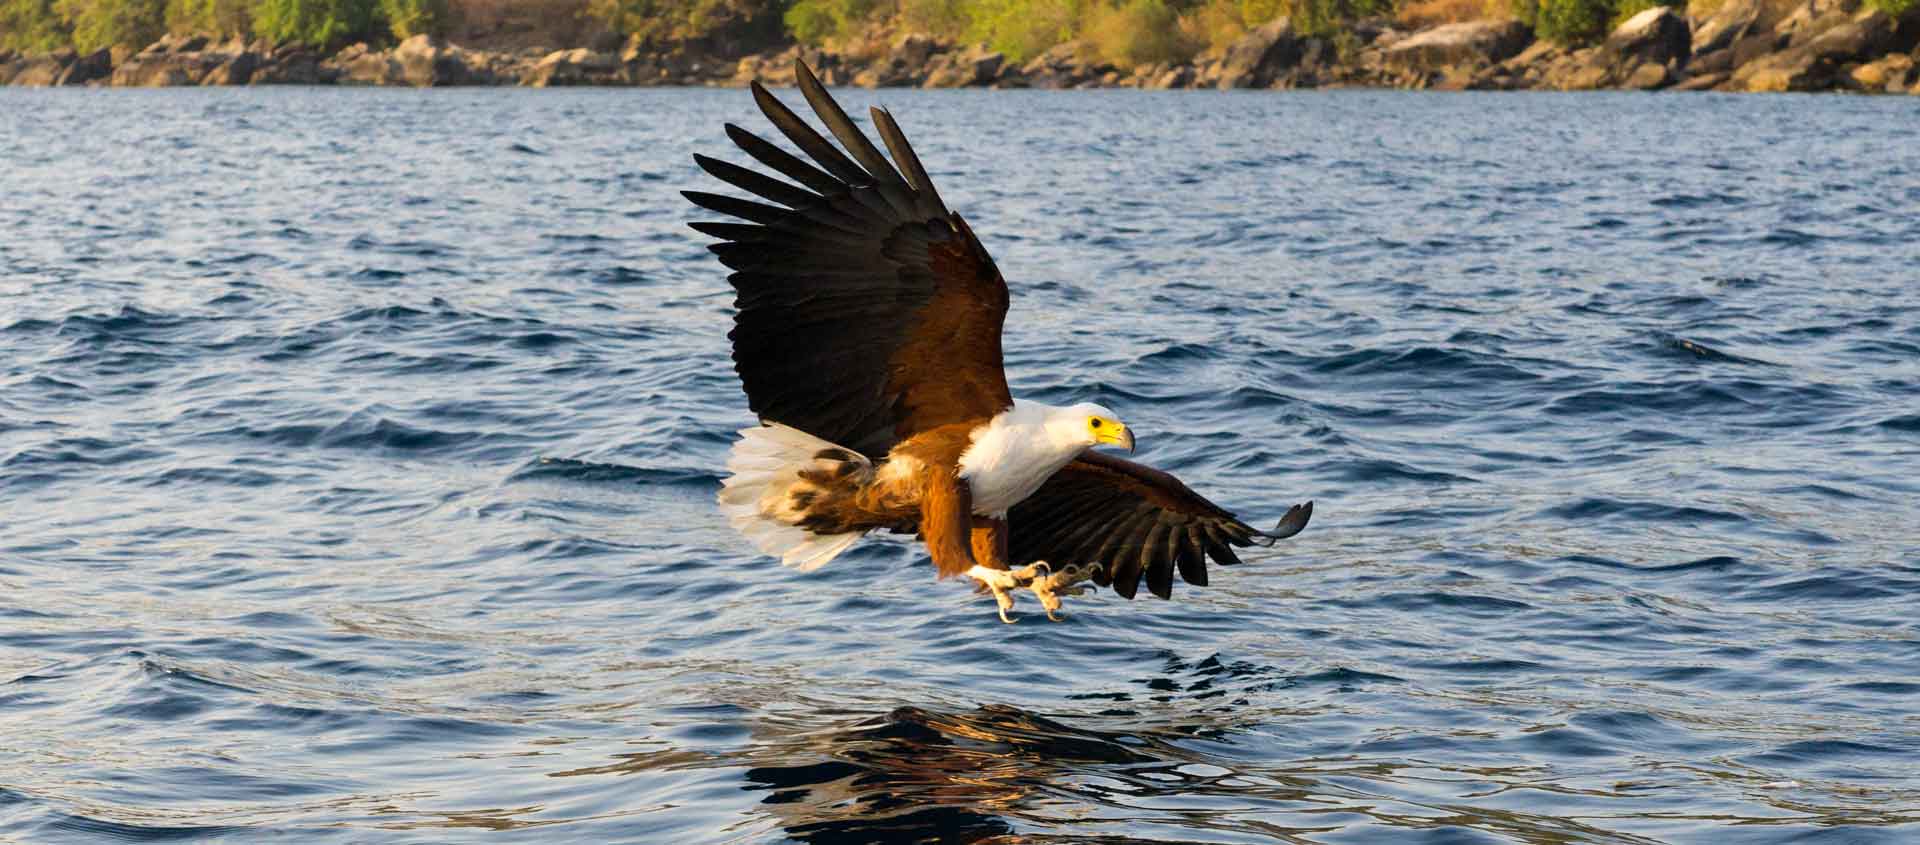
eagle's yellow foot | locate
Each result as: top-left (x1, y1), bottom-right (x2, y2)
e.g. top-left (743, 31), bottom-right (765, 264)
top-left (965, 563), bottom-right (1052, 623)
top-left (1030, 562), bottom-right (1098, 622)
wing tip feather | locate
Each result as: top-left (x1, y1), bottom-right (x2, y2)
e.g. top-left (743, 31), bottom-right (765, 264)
top-left (1254, 501), bottom-right (1313, 545)
top-left (1267, 503), bottom-right (1313, 541)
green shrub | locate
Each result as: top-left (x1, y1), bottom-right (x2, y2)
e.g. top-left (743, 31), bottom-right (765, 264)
top-left (249, 0), bottom-right (378, 46)
top-left (377, 0), bottom-right (444, 37)
top-left (1238, 0), bottom-right (1283, 24)
top-left (965, 0), bottom-right (1081, 62)
top-left (56, 0), bottom-right (166, 51)
top-left (0, 0), bottom-right (70, 50)
top-left (164, 0), bottom-right (250, 35)
top-left (1239, 0), bottom-right (1398, 38)
top-left (1178, 0), bottom-right (1248, 51)
top-left (1287, 0), bottom-right (1396, 35)
top-left (1085, 0), bottom-right (1196, 68)
top-left (1514, 0), bottom-right (1611, 44)
top-left (1863, 0), bottom-right (1913, 14)
top-left (782, 0), bottom-right (834, 41)
top-left (588, 0), bottom-right (761, 42)
top-left (899, 0), bottom-right (967, 39)
top-left (783, 0), bottom-right (876, 43)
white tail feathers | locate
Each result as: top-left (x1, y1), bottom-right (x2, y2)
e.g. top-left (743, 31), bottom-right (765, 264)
top-left (718, 424), bottom-right (868, 572)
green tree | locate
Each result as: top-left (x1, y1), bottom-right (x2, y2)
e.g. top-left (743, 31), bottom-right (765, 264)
top-left (248, 0), bottom-right (378, 46)
top-left (588, 0), bottom-right (765, 42)
top-left (56, 0), bottom-right (166, 51)
top-left (1233, 0), bottom-right (1399, 38)
top-left (1239, 0), bottom-right (1283, 23)
top-left (899, 0), bottom-right (968, 38)
top-left (1085, 0), bottom-right (1196, 68)
top-left (1514, 0), bottom-right (1612, 44)
top-left (965, 0), bottom-right (1083, 62)
top-left (0, 0), bottom-right (70, 50)
top-left (377, 0), bottom-right (444, 38)
top-left (783, 0), bottom-right (877, 43)
top-left (165, 0), bottom-right (250, 35)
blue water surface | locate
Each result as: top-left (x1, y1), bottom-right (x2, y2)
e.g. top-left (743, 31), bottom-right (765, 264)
top-left (1, 87), bottom-right (1918, 843)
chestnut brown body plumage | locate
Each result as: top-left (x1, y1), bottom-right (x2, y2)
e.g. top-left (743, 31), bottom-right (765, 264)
top-left (691, 62), bottom-right (1312, 621)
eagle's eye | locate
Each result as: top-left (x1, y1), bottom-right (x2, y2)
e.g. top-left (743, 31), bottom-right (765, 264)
top-left (1089, 418), bottom-right (1103, 429)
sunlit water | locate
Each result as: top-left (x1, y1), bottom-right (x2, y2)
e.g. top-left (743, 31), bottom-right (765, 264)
top-left (2, 87), bottom-right (1918, 844)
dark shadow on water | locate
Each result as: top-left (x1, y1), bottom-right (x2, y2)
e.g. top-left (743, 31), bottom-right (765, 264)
top-left (726, 699), bottom-right (1719, 845)
top-left (740, 704), bottom-right (1171, 844)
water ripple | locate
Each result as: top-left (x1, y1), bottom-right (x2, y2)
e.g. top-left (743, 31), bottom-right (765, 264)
top-left (0, 87), bottom-right (1916, 843)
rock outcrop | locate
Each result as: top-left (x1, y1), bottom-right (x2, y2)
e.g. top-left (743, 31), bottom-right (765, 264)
top-left (1732, 8), bottom-right (1897, 90)
top-left (1007, 41), bottom-right (1111, 88)
top-left (1849, 51), bottom-right (1916, 90)
top-left (7, 48), bottom-right (81, 86)
top-left (6, 7), bottom-right (1920, 95)
top-left (921, 45), bottom-right (1003, 88)
top-left (50, 48), bottom-right (113, 85)
top-left (1549, 6), bottom-right (1692, 89)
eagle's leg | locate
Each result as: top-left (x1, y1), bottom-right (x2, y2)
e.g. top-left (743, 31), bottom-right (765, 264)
top-left (967, 518), bottom-right (1049, 623)
top-left (1029, 562), bottom-right (1099, 622)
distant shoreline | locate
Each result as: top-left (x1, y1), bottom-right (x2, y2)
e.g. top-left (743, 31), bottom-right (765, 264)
top-left (5, 6), bottom-right (1917, 95)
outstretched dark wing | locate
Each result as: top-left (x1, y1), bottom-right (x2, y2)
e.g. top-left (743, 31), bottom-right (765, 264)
top-left (686, 62), bottom-right (1012, 458)
top-left (1007, 452), bottom-right (1313, 600)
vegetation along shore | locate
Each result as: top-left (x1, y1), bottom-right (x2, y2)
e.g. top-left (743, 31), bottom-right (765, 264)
top-left (3, 0), bottom-right (1917, 92)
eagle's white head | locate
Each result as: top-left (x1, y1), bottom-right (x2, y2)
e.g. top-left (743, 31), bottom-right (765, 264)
top-left (1044, 401), bottom-right (1134, 453)
top-left (959, 399), bottom-right (1136, 516)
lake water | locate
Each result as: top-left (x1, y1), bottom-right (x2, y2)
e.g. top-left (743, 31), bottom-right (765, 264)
top-left (2, 87), bottom-right (1918, 844)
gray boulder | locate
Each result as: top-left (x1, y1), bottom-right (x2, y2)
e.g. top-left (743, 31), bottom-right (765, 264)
top-left (1217, 17), bottom-right (1304, 88)
top-left (201, 51), bottom-right (258, 85)
top-left (522, 48), bottom-right (622, 86)
top-left (393, 34), bottom-right (484, 86)
top-left (1608, 6), bottom-right (1692, 66)
top-left (330, 43), bottom-right (400, 85)
top-left (1383, 20), bottom-right (1532, 77)
top-left (252, 47), bottom-right (324, 84)
top-left (52, 48), bottom-right (112, 85)
top-left (1150, 64), bottom-right (1196, 89)
top-left (922, 46), bottom-right (1004, 87)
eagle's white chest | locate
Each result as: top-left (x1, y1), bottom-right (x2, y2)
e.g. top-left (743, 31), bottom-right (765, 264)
top-left (956, 403), bottom-right (1087, 517)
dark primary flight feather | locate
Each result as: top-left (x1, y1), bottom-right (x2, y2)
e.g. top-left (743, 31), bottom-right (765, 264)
top-left (685, 62), bottom-right (1012, 458)
top-left (1007, 452), bottom-right (1313, 600)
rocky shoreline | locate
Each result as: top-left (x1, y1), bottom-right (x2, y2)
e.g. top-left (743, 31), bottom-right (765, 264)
top-left (4, 0), bottom-right (1916, 94)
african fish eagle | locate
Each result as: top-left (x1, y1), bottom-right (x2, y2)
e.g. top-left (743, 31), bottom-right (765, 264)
top-left (686, 62), bottom-right (1312, 622)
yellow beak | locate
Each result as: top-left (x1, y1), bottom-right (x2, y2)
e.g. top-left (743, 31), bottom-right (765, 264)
top-left (1097, 425), bottom-right (1135, 453)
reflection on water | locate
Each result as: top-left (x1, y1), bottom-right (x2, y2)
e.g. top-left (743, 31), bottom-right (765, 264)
top-left (725, 701), bottom-right (1830, 845)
